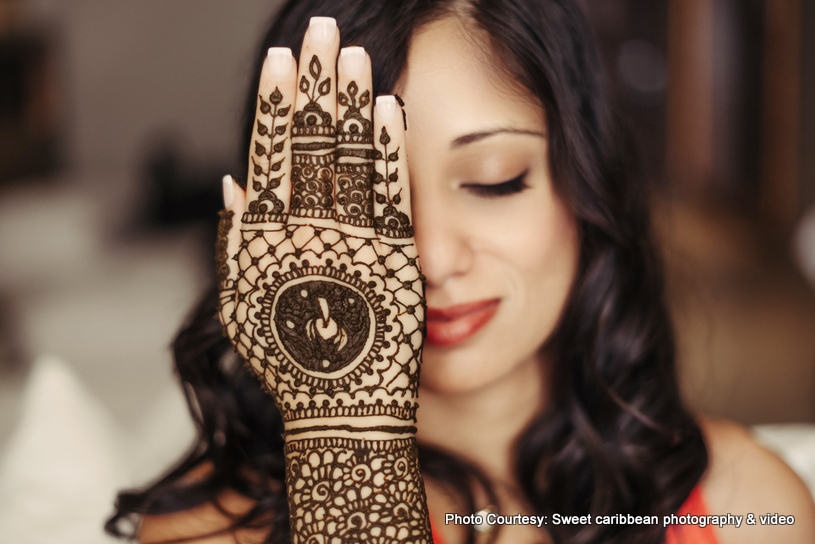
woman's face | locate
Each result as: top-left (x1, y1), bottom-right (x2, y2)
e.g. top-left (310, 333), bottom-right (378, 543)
top-left (398, 18), bottom-right (580, 394)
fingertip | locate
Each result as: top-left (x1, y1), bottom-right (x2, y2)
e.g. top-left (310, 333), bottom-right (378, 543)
top-left (375, 95), bottom-right (399, 124)
top-left (222, 175), bottom-right (235, 208)
top-left (222, 175), bottom-right (246, 213)
top-left (266, 47), bottom-right (295, 79)
top-left (307, 16), bottom-right (338, 46)
top-left (339, 46), bottom-right (368, 77)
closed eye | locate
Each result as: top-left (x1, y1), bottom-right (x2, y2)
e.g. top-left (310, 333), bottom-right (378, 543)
top-left (462, 172), bottom-right (529, 198)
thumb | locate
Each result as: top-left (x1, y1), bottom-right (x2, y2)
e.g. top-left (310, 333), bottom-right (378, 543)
top-left (217, 175), bottom-right (246, 343)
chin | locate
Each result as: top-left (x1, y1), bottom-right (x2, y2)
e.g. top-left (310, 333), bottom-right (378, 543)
top-left (419, 349), bottom-right (471, 393)
top-left (419, 346), bottom-right (502, 394)
top-left (419, 334), bottom-right (546, 396)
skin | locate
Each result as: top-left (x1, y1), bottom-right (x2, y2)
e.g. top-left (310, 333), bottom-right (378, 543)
top-left (140, 16), bottom-right (815, 544)
top-left (403, 19), bottom-right (576, 543)
top-left (405, 16), bottom-right (576, 469)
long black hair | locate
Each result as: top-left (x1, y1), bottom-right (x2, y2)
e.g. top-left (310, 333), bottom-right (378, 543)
top-left (106, 1), bottom-right (707, 543)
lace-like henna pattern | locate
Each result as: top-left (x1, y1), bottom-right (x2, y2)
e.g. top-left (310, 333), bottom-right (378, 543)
top-left (245, 88), bottom-right (290, 223)
top-left (230, 223), bottom-right (425, 424)
top-left (374, 127), bottom-right (413, 238)
top-left (336, 81), bottom-right (375, 227)
top-left (291, 55), bottom-right (336, 219)
top-left (286, 437), bottom-right (431, 544)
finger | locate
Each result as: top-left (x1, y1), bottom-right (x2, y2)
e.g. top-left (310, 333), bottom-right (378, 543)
top-left (244, 48), bottom-right (297, 224)
top-left (335, 46), bottom-right (376, 235)
top-left (217, 175), bottom-right (246, 343)
top-left (289, 16), bottom-right (340, 221)
top-left (373, 96), bottom-right (414, 239)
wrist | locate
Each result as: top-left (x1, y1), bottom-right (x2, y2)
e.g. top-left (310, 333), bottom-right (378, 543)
top-left (279, 393), bottom-right (418, 422)
top-left (282, 413), bottom-right (417, 443)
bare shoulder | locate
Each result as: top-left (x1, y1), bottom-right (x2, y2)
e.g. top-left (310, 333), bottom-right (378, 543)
top-left (699, 417), bottom-right (815, 544)
top-left (138, 464), bottom-right (273, 544)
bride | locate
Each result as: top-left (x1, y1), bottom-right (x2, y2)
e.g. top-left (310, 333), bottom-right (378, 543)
top-left (107, 1), bottom-right (815, 543)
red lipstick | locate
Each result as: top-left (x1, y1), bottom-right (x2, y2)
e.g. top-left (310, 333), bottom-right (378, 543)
top-left (425, 299), bottom-right (500, 347)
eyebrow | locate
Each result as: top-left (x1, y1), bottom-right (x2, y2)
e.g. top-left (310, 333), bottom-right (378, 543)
top-left (451, 128), bottom-right (547, 148)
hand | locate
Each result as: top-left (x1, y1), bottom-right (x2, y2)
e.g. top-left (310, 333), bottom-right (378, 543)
top-left (216, 18), bottom-right (424, 439)
top-left (217, 19), bottom-right (432, 543)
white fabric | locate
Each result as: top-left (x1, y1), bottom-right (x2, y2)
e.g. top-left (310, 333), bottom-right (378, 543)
top-left (0, 356), bottom-right (195, 544)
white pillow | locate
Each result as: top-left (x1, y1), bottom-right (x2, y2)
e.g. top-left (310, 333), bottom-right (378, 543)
top-left (0, 356), bottom-right (194, 544)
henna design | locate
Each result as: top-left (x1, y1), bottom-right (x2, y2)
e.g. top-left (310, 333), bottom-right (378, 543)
top-left (216, 210), bottom-right (234, 290)
top-left (374, 127), bottom-right (413, 238)
top-left (291, 55), bottom-right (336, 218)
top-left (221, 43), bottom-right (431, 544)
top-left (245, 88), bottom-right (290, 223)
top-left (285, 437), bottom-right (431, 544)
top-left (394, 94), bottom-right (408, 131)
top-left (260, 265), bottom-right (386, 387)
top-left (336, 81), bottom-right (375, 227)
top-left (216, 209), bottom-right (239, 344)
top-left (228, 223), bottom-right (424, 423)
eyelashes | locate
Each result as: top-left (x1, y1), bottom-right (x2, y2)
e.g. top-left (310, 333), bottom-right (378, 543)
top-left (461, 171), bottom-right (529, 198)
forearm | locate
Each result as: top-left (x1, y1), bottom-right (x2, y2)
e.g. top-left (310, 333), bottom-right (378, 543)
top-left (284, 430), bottom-right (432, 543)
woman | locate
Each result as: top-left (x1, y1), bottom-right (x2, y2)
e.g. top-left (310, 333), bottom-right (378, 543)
top-left (106, 1), bottom-right (815, 543)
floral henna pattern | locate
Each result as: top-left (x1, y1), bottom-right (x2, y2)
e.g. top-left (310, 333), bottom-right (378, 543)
top-left (291, 55), bottom-right (336, 218)
top-left (245, 88), bottom-right (290, 223)
top-left (374, 127), bottom-right (413, 238)
top-left (336, 81), bottom-right (375, 227)
top-left (285, 437), bottom-right (432, 544)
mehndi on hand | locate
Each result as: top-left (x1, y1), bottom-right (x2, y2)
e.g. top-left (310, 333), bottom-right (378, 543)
top-left (215, 17), bottom-right (431, 544)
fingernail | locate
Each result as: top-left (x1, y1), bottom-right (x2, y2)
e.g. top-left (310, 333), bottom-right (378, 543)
top-left (267, 47), bottom-right (294, 78)
top-left (222, 175), bottom-right (235, 208)
top-left (340, 47), bottom-right (366, 76)
top-left (376, 95), bottom-right (398, 122)
top-left (308, 17), bottom-right (337, 45)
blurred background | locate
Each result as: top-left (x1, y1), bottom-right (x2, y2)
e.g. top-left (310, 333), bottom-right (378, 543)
top-left (0, 0), bottom-right (813, 540)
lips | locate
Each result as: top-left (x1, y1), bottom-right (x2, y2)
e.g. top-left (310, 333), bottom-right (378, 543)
top-left (425, 299), bottom-right (500, 347)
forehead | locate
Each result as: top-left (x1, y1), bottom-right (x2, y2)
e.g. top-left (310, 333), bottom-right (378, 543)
top-left (397, 17), bottom-right (545, 139)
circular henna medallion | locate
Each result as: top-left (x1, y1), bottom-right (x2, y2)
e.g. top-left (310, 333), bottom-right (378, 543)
top-left (263, 268), bottom-right (383, 383)
top-left (274, 279), bottom-right (371, 373)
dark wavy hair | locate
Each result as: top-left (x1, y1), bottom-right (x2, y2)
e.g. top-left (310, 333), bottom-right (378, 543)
top-left (106, 1), bottom-right (707, 543)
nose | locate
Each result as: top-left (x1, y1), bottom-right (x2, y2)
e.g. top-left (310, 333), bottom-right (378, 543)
top-left (411, 190), bottom-right (474, 290)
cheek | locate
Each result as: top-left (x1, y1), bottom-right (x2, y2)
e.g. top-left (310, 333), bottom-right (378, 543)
top-left (477, 195), bottom-right (579, 344)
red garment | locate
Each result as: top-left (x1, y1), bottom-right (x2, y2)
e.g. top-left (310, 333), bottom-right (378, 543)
top-left (664, 486), bottom-right (720, 544)
top-left (429, 486), bottom-right (720, 544)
